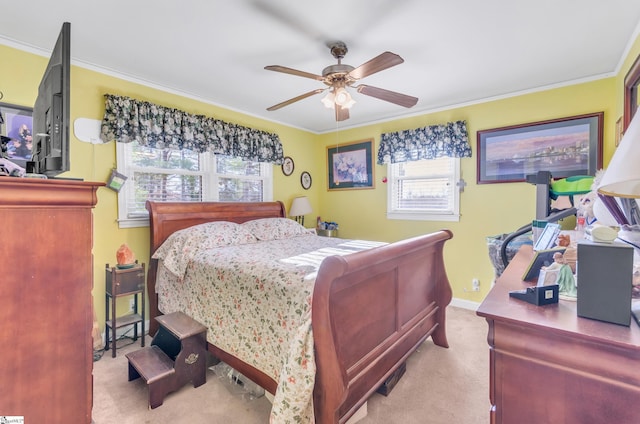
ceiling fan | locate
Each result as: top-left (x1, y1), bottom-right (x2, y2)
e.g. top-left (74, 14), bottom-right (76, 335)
top-left (264, 41), bottom-right (418, 121)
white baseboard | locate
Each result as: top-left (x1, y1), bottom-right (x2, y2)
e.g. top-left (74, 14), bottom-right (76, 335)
top-left (450, 297), bottom-right (481, 311)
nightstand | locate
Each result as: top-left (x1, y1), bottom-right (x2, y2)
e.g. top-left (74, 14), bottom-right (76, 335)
top-left (105, 262), bottom-right (145, 358)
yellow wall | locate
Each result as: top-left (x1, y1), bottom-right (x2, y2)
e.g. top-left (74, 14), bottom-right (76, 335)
top-left (1, 32), bottom-right (638, 331)
top-left (315, 79), bottom-right (617, 301)
top-left (1, 44), bottom-right (320, 327)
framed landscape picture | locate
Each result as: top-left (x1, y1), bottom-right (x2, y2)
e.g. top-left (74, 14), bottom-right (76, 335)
top-left (327, 139), bottom-right (374, 190)
top-left (476, 112), bottom-right (603, 184)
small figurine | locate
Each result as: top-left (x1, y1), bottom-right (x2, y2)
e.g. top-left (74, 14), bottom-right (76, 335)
top-left (543, 251), bottom-right (577, 300)
top-left (557, 234), bottom-right (571, 247)
top-left (578, 169), bottom-right (606, 226)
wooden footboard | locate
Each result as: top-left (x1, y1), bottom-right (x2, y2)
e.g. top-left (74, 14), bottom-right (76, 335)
top-left (312, 230), bottom-right (453, 424)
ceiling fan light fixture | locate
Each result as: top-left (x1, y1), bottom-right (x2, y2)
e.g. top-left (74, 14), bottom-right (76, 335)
top-left (334, 88), bottom-right (355, 109)
top-left (342, 95), bottom-right (356, 109)
top-left (321, 91), bottom-right (335, 109)
top-left (266, 41), bottom-right (414, 121)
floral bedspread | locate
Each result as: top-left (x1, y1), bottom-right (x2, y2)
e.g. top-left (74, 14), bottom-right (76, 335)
top-left (156, 233), bottom-right (385, 424)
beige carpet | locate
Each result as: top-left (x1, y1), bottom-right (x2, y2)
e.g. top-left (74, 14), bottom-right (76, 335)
top-left (92, 306), bottom-right (489, 424)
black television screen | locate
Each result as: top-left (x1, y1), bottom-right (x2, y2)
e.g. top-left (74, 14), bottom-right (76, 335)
top-left (30, 22), bottom-right (70, 177)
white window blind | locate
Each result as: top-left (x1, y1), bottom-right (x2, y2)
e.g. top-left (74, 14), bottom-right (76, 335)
top-left (387, 157), bottom-right (460, 221)
top-left (116, 141), bottom-right (272, 228)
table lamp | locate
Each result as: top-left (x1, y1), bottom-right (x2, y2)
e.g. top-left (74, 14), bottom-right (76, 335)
top-left (584, 111), bottom-right (640, 327)
top-left (597, 109), bottom-right (640, 230)
top-left (289, 196), bottom-right (312, 225)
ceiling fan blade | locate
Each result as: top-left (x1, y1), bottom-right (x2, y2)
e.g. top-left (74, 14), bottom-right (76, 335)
top-left (266, 89), bottom-right (326, 111)
top-left (264, 65), bottom-right (325, 81)
top-left (348, 51), bottom-right (404, 80)
top-left (335, 104), bottom-right (350, 121)
top-left (356, 85), bottom-right (418, 108)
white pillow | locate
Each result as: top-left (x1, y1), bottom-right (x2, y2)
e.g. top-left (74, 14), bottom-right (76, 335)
top-left (152, 221), bottom-right (257, 278)
top-left (242, 217), bottom-right (313, 241)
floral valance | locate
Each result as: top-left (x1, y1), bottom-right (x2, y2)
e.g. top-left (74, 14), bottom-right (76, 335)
top-left (100, 94), bottom-right (284, 164)
top-left (377, 120), bottom-right (471, 164)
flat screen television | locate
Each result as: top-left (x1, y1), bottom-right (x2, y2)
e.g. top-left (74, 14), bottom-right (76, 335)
top-left (28, 22), bottom-right (71, 177)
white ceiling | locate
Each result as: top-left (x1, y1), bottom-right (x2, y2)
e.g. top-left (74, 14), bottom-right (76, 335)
top-left (2, 1), bottom-right (640, 134)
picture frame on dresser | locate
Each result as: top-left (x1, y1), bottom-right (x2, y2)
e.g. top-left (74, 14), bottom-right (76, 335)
top-left (0, 102), bottom-right (33, 168)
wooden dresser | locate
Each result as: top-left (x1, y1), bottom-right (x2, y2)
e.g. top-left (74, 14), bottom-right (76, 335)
top-left (477, 244), bottom-right (640, 424)
top-left (0, 178), bottom-right (102, 423)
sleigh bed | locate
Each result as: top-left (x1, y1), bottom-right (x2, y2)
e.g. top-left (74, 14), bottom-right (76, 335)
top-left (145, 200), bottom-right (453, 424)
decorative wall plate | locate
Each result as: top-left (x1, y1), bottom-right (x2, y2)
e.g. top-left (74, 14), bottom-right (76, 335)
top-left (282, 156), bottom-right (294, 176)
top-left (301, 171), bottom-right (312, 190)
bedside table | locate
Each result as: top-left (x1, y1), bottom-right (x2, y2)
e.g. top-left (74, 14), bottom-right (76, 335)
top-left (105, 262), bottom-right (145, 358)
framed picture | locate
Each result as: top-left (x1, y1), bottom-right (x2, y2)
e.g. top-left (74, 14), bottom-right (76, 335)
top-left (476, 112), bottom-right (603, 184)
top-left (281, 156), bottom-right (294, 176)
top-left (327, 138), bottom-right (375, 190)
top-left (0, 102), bottom-right (33, 167)
top-left (615, 116), bottom-right (624, 147)
top-left (301, 171), bottom-right (312, 190)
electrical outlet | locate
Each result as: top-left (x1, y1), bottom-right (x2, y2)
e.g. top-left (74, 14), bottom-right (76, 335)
top-left (472, 278), bottom-right (480, 291)
top-left (129, 298), bottom-right (135, 311)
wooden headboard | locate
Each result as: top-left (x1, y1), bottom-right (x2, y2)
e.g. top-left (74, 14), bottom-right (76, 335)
top-left (144, 200), bottom-right (286, 333)
top-left (146, 200), bottom-right (287, 254)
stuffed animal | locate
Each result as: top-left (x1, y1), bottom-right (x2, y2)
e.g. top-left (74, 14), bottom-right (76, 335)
top-left (576, 169), bottom-right (605, 226)
top-left (576, 169), bottom-right (624, 227)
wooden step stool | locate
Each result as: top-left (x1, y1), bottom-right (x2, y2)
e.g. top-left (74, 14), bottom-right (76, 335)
top-left (126, 311), bottom-right (207, 408)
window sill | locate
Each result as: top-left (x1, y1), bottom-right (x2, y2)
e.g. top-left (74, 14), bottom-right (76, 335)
top-left (387, 212), bottom-right (460, 222)
top-left (118, 217), bottom-right (150, 229)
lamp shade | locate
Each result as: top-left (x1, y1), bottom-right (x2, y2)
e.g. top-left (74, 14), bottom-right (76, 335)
top-left (320, 88), bottom-right (355, 110)
top-left (598, 110), bottom-right (640, 198)
top-left (321, 91), bottom-right (335, 109)
top-left (289, 196), bottom-right (312, 217)
top-left (334, 88), bottom-right (355, 108)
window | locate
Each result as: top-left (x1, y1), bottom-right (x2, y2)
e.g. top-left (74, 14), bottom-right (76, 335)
top-left (115, 141), bottom-right (273, 228)
top-left (387, 157), bottom-right (460, 221)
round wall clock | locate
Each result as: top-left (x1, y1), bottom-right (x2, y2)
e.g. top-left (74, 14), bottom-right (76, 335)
top-left (281, 156), bottom-right (294, 176)
top-left (301, 171), bottom-right (312, 190)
